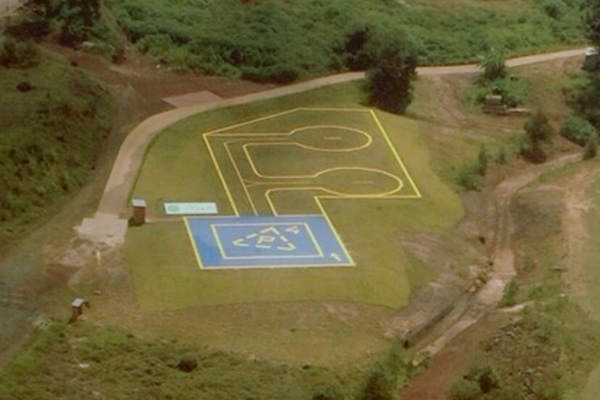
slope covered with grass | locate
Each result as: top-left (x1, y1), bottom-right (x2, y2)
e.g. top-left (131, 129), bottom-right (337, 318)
top-left (107, 0), bottom-right (584, 82)
top-left (0, 53), bottom-right (113, 249)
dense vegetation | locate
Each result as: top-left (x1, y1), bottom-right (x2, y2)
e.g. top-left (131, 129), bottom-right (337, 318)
top-left (106, 0), bottom-right (585, 83)
top-left (0, 42), bottom-right (113, 248)
top-left (0, 322), bottom-right (417, 400)
top-left (450, 285), bottom-right (600, 400)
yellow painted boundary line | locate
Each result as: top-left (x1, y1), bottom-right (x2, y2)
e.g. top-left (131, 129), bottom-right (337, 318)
top-left (370, 109), bottom-right (422, 198)
top-left (203, 134), bottom-right (239, 216)
top-left (183, 217), bottom-right (204, 270)
top-left (315, 197), bottom-right (355, 266)
top-left (205, 107), bottom-right (421, 216)
top-left (224, 140), bottom-right (258, 215)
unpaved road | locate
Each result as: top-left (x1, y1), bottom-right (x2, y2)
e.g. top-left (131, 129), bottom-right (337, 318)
top-left (0, 0), bottom-right (19, 16)
top-left (84, 47), bottom-right (586, 233)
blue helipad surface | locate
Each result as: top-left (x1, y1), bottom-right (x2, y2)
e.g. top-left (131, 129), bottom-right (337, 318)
top-left (185, 215), bottom-right (353, 269)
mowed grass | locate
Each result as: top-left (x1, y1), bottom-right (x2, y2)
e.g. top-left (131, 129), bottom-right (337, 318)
top-left (128, 82), bottom-right (463, 310)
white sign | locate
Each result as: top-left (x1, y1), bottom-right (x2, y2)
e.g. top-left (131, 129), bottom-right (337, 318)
top-left (164, 202), bottom-right (218, 215)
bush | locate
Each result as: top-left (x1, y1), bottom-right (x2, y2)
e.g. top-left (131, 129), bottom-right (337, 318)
top-left (583, 132), bottom-right (598, 160)
top-left (521, 110), bottom-right (554, 163)
top-left (500, 280), bottom-right (519, 307)
top-left (480, 47), bottom-right (508, 81)
top-left (0, 37), bottom-right (40, 68)
top-left (454, 164), bottom-right (484, 191)
top-left (449, 379), bottom-right (482, 400)
top-left (562, 114), bottom-right (597, 145)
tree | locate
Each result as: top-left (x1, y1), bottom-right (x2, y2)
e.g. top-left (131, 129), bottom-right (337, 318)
top-left (480, 47), bottom-right (508, 81)
top-left (585, 0), bottom-right (600, 49)
top-left (521, 110), bottom-right (554, 163)
top-left (583, 132), bottom-right (598, 160)
top-left (364, 31), bottom-right (418, 115)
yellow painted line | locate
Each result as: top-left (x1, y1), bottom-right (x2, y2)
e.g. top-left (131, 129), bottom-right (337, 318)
top-left (203, 135), bottom-right (239, 215)
top-left (265, 186), bottom-right (323, 215)
top-left (370, 109), bottom-right (422, 198)
top-left (183, 217), bottom-right (204, 270)
top-left (298, 107), bottom-right (370, 113)
top-left (205, 108), bottom-right (301, 135)
top-left (305, 221), bottom-right (325, 257)
top-left (315, 197), bottom-right (355, 266)
top-left (224, 140), bottom-right (258, 215)
top-left (202, 263), bottom-right (354, 270)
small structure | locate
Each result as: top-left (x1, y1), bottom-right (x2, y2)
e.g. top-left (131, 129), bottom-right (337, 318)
top-left (584, 47), bottom-right (599, 71)
top-left (482, 94), bottom-right (506, 115)
top-left (70, 298), bottom-right (88, 322)
top-left (131, 198), bottom-right (147, 225)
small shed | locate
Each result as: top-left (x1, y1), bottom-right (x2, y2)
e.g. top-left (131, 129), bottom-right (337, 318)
top-left (131, 198), bottom-right (147, 225)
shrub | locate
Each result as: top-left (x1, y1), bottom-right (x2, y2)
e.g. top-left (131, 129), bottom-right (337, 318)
top-left (542, 0), bottom-right (566, 19)
top-left (0, 37), bottom-right (40, 68)
top-left (521, 110), bottom-right (553, 163)
top-left (454, 164), bottom-right (484, 191)
top-left (562, 114), bottom-right (597, 145)
top-left (500, 280), bottom-right (519, 307)
top-left (449, 379), bottom-right (482, 400)
top-left (480, 47), bottom-right (508, 81)
top-left (583, 132), bottom-right (598, 159)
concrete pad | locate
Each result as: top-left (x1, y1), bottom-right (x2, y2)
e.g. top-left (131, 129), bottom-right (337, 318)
top-left (163, 91), bottom-right (222, 108)
top-left (76, 212), bottom-right (128, 242)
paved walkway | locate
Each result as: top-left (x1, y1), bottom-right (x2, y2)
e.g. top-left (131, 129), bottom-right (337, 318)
top-left (76, 47), bottom-right (586, 239)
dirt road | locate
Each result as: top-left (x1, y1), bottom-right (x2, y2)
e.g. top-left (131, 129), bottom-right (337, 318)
top-left (0, 0), bottom-right (19, 17)
top-left (78, 47), bottom-right (586, 239)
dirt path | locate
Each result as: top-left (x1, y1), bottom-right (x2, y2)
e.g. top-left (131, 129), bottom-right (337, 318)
top-left (400, 153), bottom-right (580, 399)
top-left (0, 0), bottom-right (19, 16)
top-left (77, 47), bottom-right (586, 239)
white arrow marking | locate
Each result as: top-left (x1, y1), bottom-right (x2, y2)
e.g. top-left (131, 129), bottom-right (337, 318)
top-left (232, 239), bottom-right (249, 247)
top-left (285, 226), bottom-right (300, 235)
top-left (331, 253), bottom-right (341, 262)
top-left (277, 242), bottom-right (297, 251)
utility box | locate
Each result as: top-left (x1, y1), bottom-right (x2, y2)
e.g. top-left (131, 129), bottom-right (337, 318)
top-left (584, 47), bottom-right (599, 71)
top-left (482, 94), bottom-right (506, 115)
top-left (71, 298), bottom-right (86, 322)
top-left (131, 198), bottom-right (147, 225)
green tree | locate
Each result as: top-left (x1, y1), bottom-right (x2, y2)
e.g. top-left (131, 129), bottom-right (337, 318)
top-left (481, 47), bottom-right (508, 81)
top-left (584, 132), bottom-right (598, 159)
top-left (521, 110), bottom-right (554, 163)
top-left (364, 31), bottom-right (418, 115)
top-left (585, 0), bottom-right (600, 48)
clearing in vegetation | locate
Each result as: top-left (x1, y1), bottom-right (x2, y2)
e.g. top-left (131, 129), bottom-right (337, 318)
top-left (128, 83), bottom-right (463, 310)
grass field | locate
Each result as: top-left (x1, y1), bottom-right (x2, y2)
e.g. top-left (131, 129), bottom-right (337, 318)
top-left (127, 82), bottom-right (464, 311)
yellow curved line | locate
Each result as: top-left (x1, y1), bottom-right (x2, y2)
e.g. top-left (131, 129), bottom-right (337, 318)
top-left (288, 125), bottom-right (373, 152)
top-left (313, 167), bottom-right (404, 197)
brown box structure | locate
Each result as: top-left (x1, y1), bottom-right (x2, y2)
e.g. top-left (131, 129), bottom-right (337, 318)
top-left (132, 198), bottom-right (147, 225)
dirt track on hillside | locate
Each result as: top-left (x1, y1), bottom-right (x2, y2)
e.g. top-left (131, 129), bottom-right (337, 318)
top-left (88, 48), bottom-right (585, 227)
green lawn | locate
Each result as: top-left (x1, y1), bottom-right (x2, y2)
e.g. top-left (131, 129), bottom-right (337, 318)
top-left (128, 82), bottom-right (463, 311)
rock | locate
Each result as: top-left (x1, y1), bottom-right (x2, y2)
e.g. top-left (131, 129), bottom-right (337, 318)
top-left (16, 81), bottom-right (33, 92)
top-left (177, 354), bottom-right (198, 372)
top-left (549, 264), bottom-right (565, 272)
